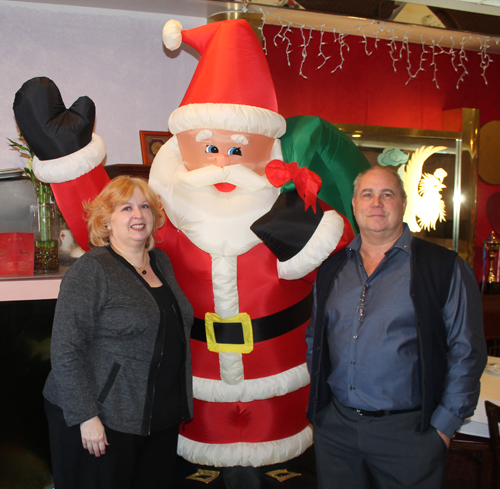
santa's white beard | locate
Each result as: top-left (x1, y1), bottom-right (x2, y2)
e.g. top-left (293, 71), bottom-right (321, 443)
top-left (149, 136), bottom-right (281, 257)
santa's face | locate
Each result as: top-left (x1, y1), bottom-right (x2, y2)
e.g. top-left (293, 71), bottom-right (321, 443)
top-left (177, 128), bottom-right (275, 177)
top-left (148, 132), bottom-right (281, 257)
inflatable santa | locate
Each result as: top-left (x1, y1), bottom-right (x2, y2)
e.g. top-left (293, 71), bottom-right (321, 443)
top-left (13, 18), bottom-right (369, 487)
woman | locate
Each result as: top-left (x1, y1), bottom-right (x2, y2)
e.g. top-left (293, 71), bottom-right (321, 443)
top-left (43, 176), bottom-right (193, 489)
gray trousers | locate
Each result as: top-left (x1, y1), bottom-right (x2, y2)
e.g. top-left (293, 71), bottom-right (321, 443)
top-left (313, 397), bottom-right (448, 489)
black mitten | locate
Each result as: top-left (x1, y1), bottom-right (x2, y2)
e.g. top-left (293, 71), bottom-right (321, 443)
top-left (13, 77), bottom-right (95, 161)
top-left (251, 190), bottom-right (324, 262)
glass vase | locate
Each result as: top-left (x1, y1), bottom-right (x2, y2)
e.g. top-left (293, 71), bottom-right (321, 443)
top-left (30, 196), bottom-right (59, 273)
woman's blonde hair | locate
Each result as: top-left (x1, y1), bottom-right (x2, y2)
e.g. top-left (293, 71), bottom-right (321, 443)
top-left (84, 176), bottom-right (165, 251)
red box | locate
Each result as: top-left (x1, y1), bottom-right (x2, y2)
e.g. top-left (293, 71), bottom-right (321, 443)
top-left (0, 233), bottom-right (35, 276)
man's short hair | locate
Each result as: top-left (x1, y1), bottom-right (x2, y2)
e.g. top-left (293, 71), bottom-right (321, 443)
top-left (353, 166), bottom-right (407, 201)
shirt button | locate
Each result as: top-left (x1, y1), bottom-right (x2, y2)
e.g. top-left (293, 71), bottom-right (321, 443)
top-left (350, 386), bottom-right (355, 390)
top-left (350, 361), bottom-right (355, 365)
top-left (353, 335), bottom-right (358, 339)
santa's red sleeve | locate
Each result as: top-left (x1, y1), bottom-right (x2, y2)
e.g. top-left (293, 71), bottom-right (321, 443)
top-left (31, 134), bottom-right (110, 250)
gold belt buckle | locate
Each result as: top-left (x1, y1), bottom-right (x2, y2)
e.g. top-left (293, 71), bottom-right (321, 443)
top-left (205, 312), bottom-right (254, 354)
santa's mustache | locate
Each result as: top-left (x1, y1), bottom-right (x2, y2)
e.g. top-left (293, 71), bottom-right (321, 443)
top-left (177, 164), bottom-right (274, 192)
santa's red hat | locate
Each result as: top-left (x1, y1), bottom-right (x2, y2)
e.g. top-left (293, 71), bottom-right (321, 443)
top-left (163, 19), bottom-right (286, 139)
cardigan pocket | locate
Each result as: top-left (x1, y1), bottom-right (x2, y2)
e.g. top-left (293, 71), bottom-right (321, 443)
top-left (97, 361), bottom-right (121, 404)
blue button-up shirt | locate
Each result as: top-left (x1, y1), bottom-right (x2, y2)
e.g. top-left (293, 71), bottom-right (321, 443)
top-left (306, 224), bottom-right (486, 438)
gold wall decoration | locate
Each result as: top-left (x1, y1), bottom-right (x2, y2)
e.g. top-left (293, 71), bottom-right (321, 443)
top-left (479, 120), bottom-right (500, 185)
top-left (398, 146), bottom-right (448, 232)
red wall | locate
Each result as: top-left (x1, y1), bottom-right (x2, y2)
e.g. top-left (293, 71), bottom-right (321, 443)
top-left (264, 24), bottom-right (500, 277)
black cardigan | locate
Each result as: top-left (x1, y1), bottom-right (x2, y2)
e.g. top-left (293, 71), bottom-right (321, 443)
top-left (43, 246), bottom-right (194, 436)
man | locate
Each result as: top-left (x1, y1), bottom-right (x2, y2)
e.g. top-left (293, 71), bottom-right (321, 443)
top-left (306, 166), bottom-right (487, 488)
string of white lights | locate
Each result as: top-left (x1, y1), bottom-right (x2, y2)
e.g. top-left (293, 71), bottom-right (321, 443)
top-left (479, 37), bottom-right (493, 85)
top-left (316, 28), bottom-right (331, 70)
top-left (457, 37), bottom-right (470, 88)
top-left (359, 25), bottom-right (375, 56)
top-left (331, 30), bottom-right (349, 74)
top-left (404, 34), bottom-right (428, 85)
top-left (252, 6), bottom-right (499, 89)
top-left (449, 38), bottom-right (457, 73)
top-left (430, 38), bottom-right (442, 89)
top-left (299, 27), bottom-right (314, 78)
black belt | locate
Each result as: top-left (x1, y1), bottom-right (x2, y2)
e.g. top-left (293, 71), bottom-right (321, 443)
top-left (353, 406), bottom-right (422, 417)
top-left (191, 291), bottom-right (313, 345)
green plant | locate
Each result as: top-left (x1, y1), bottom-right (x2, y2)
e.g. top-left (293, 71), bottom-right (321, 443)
top-left (7, 136), bottom-right (56, 248)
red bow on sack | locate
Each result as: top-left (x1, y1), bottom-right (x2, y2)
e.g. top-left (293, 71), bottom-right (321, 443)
top-left (266, 160), bottom-right (322, 212)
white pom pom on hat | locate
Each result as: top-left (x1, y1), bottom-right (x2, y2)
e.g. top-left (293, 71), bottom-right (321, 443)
top-left (163, 19), bottom-right (183, 51)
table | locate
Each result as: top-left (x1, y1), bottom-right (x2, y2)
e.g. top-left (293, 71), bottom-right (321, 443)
top-left (458, 356), bottom-right (500, 438)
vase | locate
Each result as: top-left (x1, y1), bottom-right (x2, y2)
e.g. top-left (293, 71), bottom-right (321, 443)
top-left (30, 202), bottom-right (59, 273)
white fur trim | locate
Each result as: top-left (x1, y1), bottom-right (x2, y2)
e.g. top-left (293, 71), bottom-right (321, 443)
top-left (194, 363), bottom-right (310, 403)
top-left (211, 255), bottom-right (245, 385)
top-left (278, 209), bottom-right (344, 280)
top-left (178, 425), bottom-right (313, 467)
top-left (219, 352), bottom-right (244, 386)
top-left (168, 103), bottom-right (286, 139)
top-left (212, 255), bottom-right (239, 318)
top-left (163, 19), bottom-right (183, 51)
top-left (31, 134), bottom-right (106, 184)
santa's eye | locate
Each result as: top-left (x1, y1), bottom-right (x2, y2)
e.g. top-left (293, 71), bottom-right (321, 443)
top-left (228, 147), bottom-right (242, 156)
top-left (205, 145), bottom-right (219, 154)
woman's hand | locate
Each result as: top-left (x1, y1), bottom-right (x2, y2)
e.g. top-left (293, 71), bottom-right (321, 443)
top-left (80, 416), bottom-right (109, 457)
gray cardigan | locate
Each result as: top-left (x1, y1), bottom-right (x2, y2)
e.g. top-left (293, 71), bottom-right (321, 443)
top-left (43, 246), bottom-right (193, 436)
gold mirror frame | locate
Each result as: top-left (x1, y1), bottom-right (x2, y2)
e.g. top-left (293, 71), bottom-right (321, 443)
top-left (333, 108), bottom-right (480, 267)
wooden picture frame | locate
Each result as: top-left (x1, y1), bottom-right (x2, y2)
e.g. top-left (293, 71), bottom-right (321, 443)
top-left (139, 130), bottom-right (172, 165)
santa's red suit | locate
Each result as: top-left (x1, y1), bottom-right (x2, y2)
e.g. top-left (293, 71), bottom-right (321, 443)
top-left (44, 133), bottom-right (353, 467)
top-left (21, 18), bottom-right (354, 469)
top-left (148, 136), bottom-right (354, 466)
top-left (157, 215), bottom-right (353, 468)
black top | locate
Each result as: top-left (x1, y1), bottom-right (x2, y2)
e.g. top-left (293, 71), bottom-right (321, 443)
top-left (148, 283), bottom-right (185, 432)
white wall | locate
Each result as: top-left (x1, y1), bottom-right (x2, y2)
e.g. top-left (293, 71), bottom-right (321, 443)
top-left (0, 0), bottom-right (205, 170)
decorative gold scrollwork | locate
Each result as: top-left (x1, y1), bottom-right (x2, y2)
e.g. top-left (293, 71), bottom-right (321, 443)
top-left (186, 469), bottom-right (221, 484)
top-left (265, 469), bottom-right (301, 482)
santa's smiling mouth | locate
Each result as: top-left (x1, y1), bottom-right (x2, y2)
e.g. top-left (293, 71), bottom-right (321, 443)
top-left (214, 183), bottom-right (236, 192)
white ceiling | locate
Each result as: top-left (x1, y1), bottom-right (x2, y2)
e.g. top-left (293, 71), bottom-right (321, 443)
top-left (404, 0), bottom-right (500, 15)
top-left (7, 0), bottom-right (500, 53)
top-left (7, 0), bottom-right (500, 17)
top-left (6, 0), bottom-right (233, 16)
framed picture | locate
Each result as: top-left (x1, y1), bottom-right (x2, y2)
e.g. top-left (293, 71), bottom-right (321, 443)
top-left (139, 131), bottom-right (172, 165)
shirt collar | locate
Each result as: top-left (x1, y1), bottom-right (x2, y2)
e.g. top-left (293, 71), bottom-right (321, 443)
top-left (346, 223), bottom-right (413, 257)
